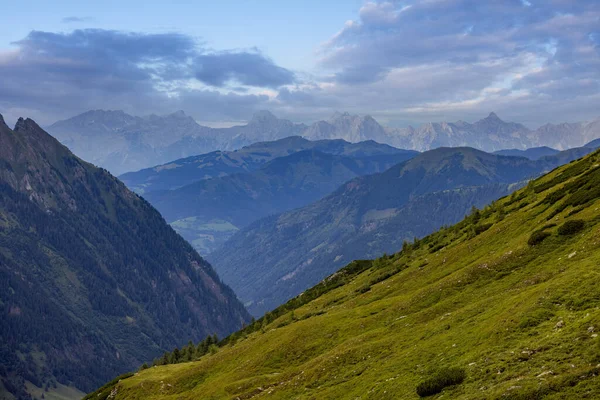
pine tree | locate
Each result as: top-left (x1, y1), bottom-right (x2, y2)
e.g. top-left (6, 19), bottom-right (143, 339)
top-left (470, 206), bottom-right (481, 223)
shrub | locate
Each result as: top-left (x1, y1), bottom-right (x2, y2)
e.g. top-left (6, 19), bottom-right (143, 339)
top-left (416, 367), bottom-right (466, 397)
top-left (558, 219), bottom-right (585, 236)
top-left (474, 223), bottom-right (493, 235)
top-left (528, 231), bottom-right (551, 246)
top-left (356, 285), bottom-right (371, 294)
top-left (518, 308), bottom-right (555, 329)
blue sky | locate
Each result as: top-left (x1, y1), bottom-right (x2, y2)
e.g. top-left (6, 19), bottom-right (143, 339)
top-left (0, 1), bottom-right (599, 127)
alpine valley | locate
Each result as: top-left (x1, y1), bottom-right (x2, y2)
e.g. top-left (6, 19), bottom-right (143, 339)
top-left (4, 2), bottom-right (600, 399)
top-left (86, 135), bottom-right (600, 400)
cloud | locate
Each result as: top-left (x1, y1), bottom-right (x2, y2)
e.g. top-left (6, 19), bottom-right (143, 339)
top-left (0, 29), bottom-right (292, 124)
top-left (1, 2), bottom-right (599, 128)
top-left (61, 16), bottom-right (94, 23)
top-left (302, 0), bottom-right (600, 125)
top-left (194, 52), bottom-right (295, 88)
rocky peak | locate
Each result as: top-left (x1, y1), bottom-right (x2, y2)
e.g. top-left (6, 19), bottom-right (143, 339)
top-left (0, 113), bottom-right (8, 132)
top-left (14, 117), bottom-right (42, 138)
top-left (14, 117), bottom-right (60, 146)
top-left (483, 112), bottom-right (502, 123)
top-left (329, 111), bottom-right (353, 122)
top-left (169, 110), bottom-right (187, 118)
top-left (250, 110), bottom-right (278, 124)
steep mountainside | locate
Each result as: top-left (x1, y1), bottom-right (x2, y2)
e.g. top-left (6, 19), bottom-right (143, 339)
top-left (48, 109), bottom-right (600, 175)
top-left (120, 136), bottom-right (412, 194)
top-left (144, 149), bottom-right (416, 255)
top-left (0, 115), bottom-right (250, 399)
top-left (209, 147), bottom-right (593, 316)
top-left (88, 147), bottom-right (600, 400)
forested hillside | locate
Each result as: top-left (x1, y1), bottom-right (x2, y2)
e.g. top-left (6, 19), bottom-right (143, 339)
top-left (0, 115), bottom-right (250, 399)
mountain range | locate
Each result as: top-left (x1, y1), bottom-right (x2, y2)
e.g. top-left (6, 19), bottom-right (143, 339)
top-left (208, 145), bottom-right (599, 316)
top-left (120, 136), bottom-right (411, 194)
top-left (47, 110), bottom-right (306, 175)
top-left (126, 138), bottom-right (416, 254)
top-left (0, 114), bottom-right (249, 399)
top-left (47, 110), bottom-right (600, 175)
top-left (87, 143), bottom-right (600, 399)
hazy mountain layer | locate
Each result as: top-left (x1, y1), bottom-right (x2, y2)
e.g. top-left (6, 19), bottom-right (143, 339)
top-left (120, 136), bottom-right (411, 194)
top-left (47, 109), bottom-right (600, 175)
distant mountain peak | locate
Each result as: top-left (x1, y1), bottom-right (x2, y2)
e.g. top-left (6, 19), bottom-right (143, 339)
top-left (86, 109), bottom-right (128, 117)
top-left (169, 110), bottom-right (188, 118)
top-left (363, 114), bottom-right (377, 122)
top-left (329, 111), bottom-right (352, 121)
top-left (485, 112), bottom-right (502, 121)
top-left (250, 110), bottom-right (277, 123)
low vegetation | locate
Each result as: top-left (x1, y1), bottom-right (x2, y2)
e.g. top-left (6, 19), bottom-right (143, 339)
top-left (416, 367), bottom-right (466, 397)
top-left (528, 230), bottom-right (551, 246)
top-left (558, 219), bottom-right (586, 236)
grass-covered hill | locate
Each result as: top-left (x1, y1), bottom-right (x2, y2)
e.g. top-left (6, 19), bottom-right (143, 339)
top-left (0, 115), bottom-right (250, 399)
top-left (88, 148), bottom-right (600, 399)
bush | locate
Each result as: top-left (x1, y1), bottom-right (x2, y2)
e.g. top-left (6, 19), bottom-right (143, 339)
top-left (557, 220), bottom-right (585, 236)
top-left (518, 308), bottom-right (555, 329)
top-left (416, 367), bottom-right (466, 397)
top-left (474, 223), bottom-right (493, 235)
top-left (356, 285), bottom-right (371, 294)
top-left (528, 231), bottom-right (551, 246)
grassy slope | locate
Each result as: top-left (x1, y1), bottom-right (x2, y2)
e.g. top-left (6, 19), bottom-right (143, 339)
top-left (91, 151), bottom-right (600, 399)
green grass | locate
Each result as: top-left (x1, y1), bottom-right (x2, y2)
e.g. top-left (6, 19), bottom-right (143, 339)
top-left (88, 151), bottom-right (600, 399)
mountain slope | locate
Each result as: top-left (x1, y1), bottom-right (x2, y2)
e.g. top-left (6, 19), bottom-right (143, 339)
top-left (119, 136), bottom-right (413, 194)
top-left (209, 147), bottom-right (591, 316)
top-left (0, 115), bottom-right (250, 399)
top-left (144, 148), bottom-right (416, 254)
top-left (87, 147), bottom-right (600, 400)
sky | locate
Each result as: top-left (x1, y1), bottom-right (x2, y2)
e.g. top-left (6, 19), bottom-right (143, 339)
top-left (0, 0), bottom-right (599, 128)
